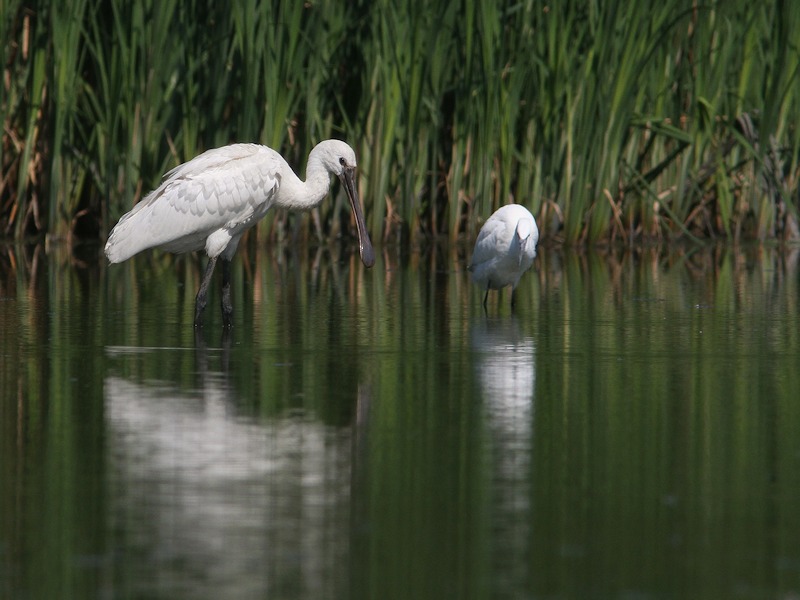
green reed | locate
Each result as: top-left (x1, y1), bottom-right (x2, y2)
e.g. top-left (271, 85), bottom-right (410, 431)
top-left (1, 0), bottom-right (798, 245)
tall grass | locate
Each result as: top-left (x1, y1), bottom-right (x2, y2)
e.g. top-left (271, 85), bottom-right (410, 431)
top-left (1, 0), bottom-right (798, 246)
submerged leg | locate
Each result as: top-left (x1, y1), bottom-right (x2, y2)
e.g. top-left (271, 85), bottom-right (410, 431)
top-left (482, 278), bottom-right (493, 310)
top-left (195, 256), bottom-right (218, 327)
top-left (221, 259), bottom-right (233, 328)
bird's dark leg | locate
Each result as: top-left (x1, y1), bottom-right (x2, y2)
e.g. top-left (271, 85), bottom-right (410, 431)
top-left (511, 287), bottom-right (517, 310)
top-left (221, 259), bottom-right (233, 328)
top-left (483, 287), bottom-right (490, 310)
top-left (195, 256), bottom-right (218, 327)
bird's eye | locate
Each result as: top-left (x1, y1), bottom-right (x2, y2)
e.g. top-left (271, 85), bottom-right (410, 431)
top-left (339, 157), bottom-right (346, 166)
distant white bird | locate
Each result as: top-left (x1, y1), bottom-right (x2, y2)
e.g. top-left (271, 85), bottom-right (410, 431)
top-left (469, 204), bottom-right (538, 307)
top-left (105, 140), bottom-right (375, 327)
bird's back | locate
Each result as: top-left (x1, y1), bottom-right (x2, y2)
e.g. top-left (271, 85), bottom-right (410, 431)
top-left (105, 144), bottom-right (282, 263)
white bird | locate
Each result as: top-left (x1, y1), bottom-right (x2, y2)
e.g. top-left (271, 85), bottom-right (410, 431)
top-left (468, 204), bottom-right (538, 307)
top-left (105, 139), bottom-right (375, 327)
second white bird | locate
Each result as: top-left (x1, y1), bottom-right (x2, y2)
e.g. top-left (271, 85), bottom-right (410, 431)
top-left (469, 204), bottom-right (538, 307)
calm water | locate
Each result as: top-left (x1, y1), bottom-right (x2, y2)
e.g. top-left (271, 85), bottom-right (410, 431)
top-left (1, 241), bottom-right (800, 599)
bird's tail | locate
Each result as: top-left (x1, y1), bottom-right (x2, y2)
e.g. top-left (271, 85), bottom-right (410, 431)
top-left (104, 201), bottom-right (153, 263)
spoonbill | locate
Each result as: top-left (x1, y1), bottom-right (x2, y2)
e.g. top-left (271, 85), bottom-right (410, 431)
top-left (105, 140), bottom-right (375, 327)
top-left (468, 203), bottom-right (538, 308)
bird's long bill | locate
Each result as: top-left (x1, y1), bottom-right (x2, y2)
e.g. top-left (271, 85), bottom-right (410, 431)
top-left (341, 168), bottom-right (375, 268)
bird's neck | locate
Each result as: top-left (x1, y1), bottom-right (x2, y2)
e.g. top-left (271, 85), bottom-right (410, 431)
top-left (279, 156), bottom-right (331, 211)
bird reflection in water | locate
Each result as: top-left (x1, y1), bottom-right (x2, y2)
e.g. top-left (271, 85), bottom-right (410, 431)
top-left (471, 315), bottom-right (536, 594)
top-left (104, 335), bottom-right (353, 598)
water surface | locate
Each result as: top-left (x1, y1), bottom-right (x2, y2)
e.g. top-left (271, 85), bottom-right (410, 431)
top-left (1, 241), bottom-right (799, 598)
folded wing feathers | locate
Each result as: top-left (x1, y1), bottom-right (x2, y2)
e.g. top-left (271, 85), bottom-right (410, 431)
top-left (105, 144), bottom-right (280, 262)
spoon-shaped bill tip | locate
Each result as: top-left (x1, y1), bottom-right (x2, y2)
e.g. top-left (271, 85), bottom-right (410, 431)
top-left (359, 240), bottom-right (376, 267)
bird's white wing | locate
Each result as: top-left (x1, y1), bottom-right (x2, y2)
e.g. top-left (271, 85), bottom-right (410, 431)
top-left (468, 212), bottom-right (518, 290)
top-left (470, 214), bottom-right (512, 267)
top-left (105, 144), bottom-right (282, 262)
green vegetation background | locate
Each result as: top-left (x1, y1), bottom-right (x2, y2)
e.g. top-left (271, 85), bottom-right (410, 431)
top-left (2, 0), bottom-right (799, 246)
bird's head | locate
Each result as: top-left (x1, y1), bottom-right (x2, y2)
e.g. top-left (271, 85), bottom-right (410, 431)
top-left (312, 139), bottom-right (358, 177)
top-left (515, 218), bottom-right (534, 241)
top-left (310, 140), bottom-right (375, 268)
